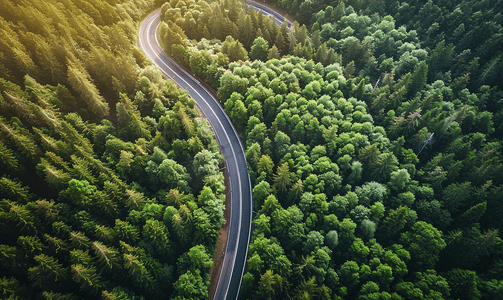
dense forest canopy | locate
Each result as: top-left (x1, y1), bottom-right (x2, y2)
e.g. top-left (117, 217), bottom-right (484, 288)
top-left (1, 0), bottom-right (503, 299)
top-left (158, 0), bottom-right (503, 299)
top-left (1, 0), bottom-right (226, 299)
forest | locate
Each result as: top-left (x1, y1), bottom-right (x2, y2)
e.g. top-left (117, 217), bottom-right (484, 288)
top-left (1, 0), bottom-right (226, 299)
top-left (1, 0), bottom-right (503, 299)
top-left (157, 0), bottom-right (503, 299)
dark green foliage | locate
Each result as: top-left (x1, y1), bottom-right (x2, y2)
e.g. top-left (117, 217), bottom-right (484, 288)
top-left (182, 4), bottom-right (503, 295)
top-left (445, 268), bottom-right (481, 300)
top-left (170, 1), bottom-right (503, 298)
top-left (0, 65), bottom-right (223, 298)
top-left (4, 0), bottom-right (503, 299)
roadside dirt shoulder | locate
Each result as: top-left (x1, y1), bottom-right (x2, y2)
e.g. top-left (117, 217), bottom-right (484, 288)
top-left (206, 165), bottom-right (231, 300)
top-left (192, 80), bottom-right (232, 300)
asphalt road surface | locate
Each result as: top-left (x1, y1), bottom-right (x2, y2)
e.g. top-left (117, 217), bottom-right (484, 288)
top-left (139, 11), bottom-right (253, 300)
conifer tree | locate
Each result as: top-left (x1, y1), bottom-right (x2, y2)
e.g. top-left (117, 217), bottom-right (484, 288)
top-left (28, 254), bottom-right (67, 289)
top-left (250, 37), bottom-right (270, 62)
top-left (66, 59), bottom-right (109, 119)
top-left (123, 253), bottom-right (154, 289)
top-left (71, 264), bottom-right (107, 294)
top-left (116, 93), bottom-right (151, 141)
top-left (267, 45), bottom-right (280, 60)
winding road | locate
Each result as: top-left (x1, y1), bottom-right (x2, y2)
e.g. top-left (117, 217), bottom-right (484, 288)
top-left (138, 2), bottom-right (289, 299)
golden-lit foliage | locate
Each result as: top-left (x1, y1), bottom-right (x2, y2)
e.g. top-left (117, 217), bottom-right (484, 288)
top-left (0, 0), bottom-right (164, 119)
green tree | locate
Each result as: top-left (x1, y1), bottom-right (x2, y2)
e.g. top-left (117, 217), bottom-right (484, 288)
top-left (389, 169), bottom-right (411, 191)
top-left (221, 35), bottom-right (248, 62)
top-left (143, 219), bottom-right (170, 254)
top-left (58, 179), bottom-right (96, 207)
top-left (66, 59), bottom-right (109, 119)
top-left (249, 234), bottom-right (292, 277)
top-left (325, 230), bottom-right (339, 250)
top-left (157, 159), bottom-right (190, 192)
top-left (228, 98), bottom-right (248, 131)
top-left (260, 195), bottom-right (281, 216)
top-left (28, 254), bottom-right (67, 289)
top-left (303, 231), bottom-right (325, 254)
top-left (256, 269), bottom-right (286, 300)
top-left (250, 37), bottom-right (270, 61)
top-left (354, 181), bottom-right (388, 206)
top-left (254, 214), bottom-right (271, 236)
top-left (71, 264), bottom-right (107, 294)
top-left (122, 253), bottom-right (154, 289)
top-left (445, 268), bottom-right (481, 300)
top-left (400, 221), bottom-right (446, 271)
top-left (116, 93), bottom-right (151, 141)
top-left (253, 181), bottom-right (272, 210)
top-left (377, 206), bottom-right (412, 241)
top-left (92, 241), bottom-right (120, 271)
top-left (268, 45), bottom-right (281, 60)
top-left (396, 270), bottom-right (450, 299)
top-left (177, 245), bottom-right (213, 275)
top-left (339, 260), bottom-right (360, 292)
top-left (273, 163), bottom-right (293, 194)
top-left (193, 149), bottom-right (220, 183)
top-left (174, 269), bottom-right (208, 300)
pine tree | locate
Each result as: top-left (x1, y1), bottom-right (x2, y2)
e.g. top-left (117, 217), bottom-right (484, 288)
top-left (114, 219), bottom-right (139, 243)
top-left (94, 225), bottom-right (118, 244)
top-left (0, 276), bottom-right (27, 299)
top-left (408, 61), bottom-right (428, 98)
top-left (1, 199), bottom-right (37, 233)
top-left (0, 27), bottom-right (39, 80)
top-left (66, 59), bottom-right (109, 119)
top-left (267, 45), bottom-right (280, 60)
top-left (123, 253), bottom-right (154, 289)
top-left (175, 102), bottom-right (195, 138)
top-left (0, 177), bottom-right (31, 203)
top-left (116, 93), bottom-right (151, 141)
top-left (71, 264), bottom-right (107, 294)
top-left (236, 12), bottom-right (255, 49)
top-left (69, 231), bottom-right (91, 249)
top-left (91, 190), bottom-right (118, 217)
top-left (92, 241), bottom-right (120, 271)
top-left (125, 189), bottom-right (148, 212)
top-left (70, 249), bottom-right (93, 266)
top-left (0, 244), bottom-right (22, 270)
top-left (0, 116), bottom-right (40, 159)
top-left (274, 30), bottom-right (287, 55)
top-left (17, 235), bottom-right (44, 256)
top-left (256, 270), bottom-right (286, 299)
top-left (28, 254), bottom-right (67, 288)
top-left (273, 163), bottom-right (292, 194)
top-left (0, 138), bottom-right (18, 170)
top-left (455, 202), bottom-right (487, 226)
top-left (172, 213), bottom-right (187, 240)
top-left (70, 155), bottom-right (96, 184)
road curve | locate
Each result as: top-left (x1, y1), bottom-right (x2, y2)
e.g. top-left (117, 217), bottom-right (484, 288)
top-left (247, 0), bottom-right (293, 28)
top-left (138, 11), bottom-right (253, 300)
